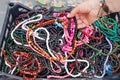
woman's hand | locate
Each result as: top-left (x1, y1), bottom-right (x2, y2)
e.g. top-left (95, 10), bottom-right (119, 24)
top-left (67, 0), bottom-right (106, 28)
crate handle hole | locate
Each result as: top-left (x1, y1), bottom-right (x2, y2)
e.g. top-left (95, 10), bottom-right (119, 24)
top-left (9, 2), bottom-right (14, 7)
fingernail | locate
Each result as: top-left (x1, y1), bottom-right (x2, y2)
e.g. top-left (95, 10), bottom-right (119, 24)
top-left (67, 14), bottom-right (70, 17)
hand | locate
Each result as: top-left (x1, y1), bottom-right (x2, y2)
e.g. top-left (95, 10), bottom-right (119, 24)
top-left (67, 0), bottom-right (106, 28)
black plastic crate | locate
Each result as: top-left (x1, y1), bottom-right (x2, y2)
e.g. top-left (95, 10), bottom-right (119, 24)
top-left (0, 2), bottom-right (31, 47)
top-left (0, 3), bottom-right (32, 80)
top-left (0, 2), bottom-right (120, 80)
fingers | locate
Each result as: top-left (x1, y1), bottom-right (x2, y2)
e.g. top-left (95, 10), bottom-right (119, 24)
top-left (76, 14), bottom-right (83, 24)
top-left (67, 0), bottom-right (91, 18)
top-left (67, 6), bottom-right (80, 18)
top-left (77, 19), bottom-right (87, 29)
top-left (80, 16), bottom-right (89, 25)
top-left (78, 23), bottom-right (87, 29)
top-left (76, 14), bottom-right (89, 29)
top-left (77, 19), bottom-right (82, 24)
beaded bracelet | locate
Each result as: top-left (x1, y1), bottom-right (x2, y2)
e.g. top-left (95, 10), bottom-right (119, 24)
top-left (2, 50), bottom-right (43, 80)
top-left (80, 28), bottom-right (103, 40)
top-left (93, 16), bottom-right (120, 43)
top-left (3, 6), bottom-right (120, 79)
top-left (94, 37), bottom-right (112, 78)
top-left (11, 14), bottom-right (43, 46)
top-left (77, 27), bottom-right (93, 46)
top-left (100, 0), bottom-right (111, 14)
top-left (64, 52), bottom-right (90, 78)
top-left (26, 19), bottom-right (70, 61)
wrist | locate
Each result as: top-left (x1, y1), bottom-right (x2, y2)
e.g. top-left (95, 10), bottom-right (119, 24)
top-left (97, 0), bottom-right (118, 17)
top-left (94, 0), bottom-right (107, 17)
top-left (105, 0), bottom-right (120, 13)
